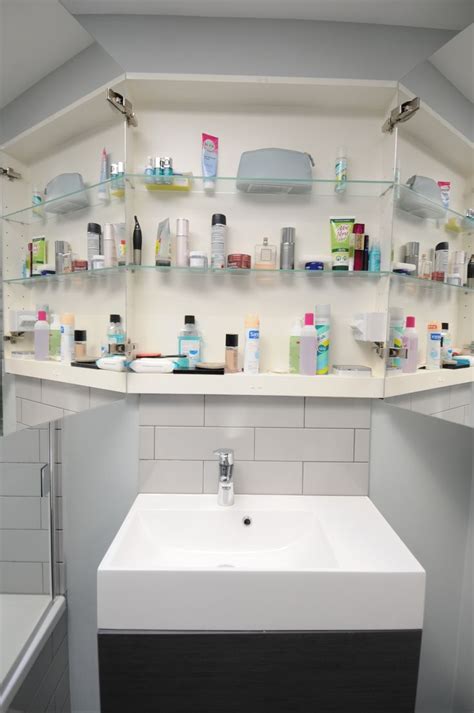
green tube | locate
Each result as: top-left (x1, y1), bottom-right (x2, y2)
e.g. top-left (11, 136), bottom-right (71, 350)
top-left (330, 217), bottom-right (355, 271)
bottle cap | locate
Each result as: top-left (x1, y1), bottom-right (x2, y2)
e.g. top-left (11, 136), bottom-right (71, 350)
top-left (441, 322), bottom-right (449, 330)
top-left (87, 223), bottom-right (101, 235)
top-left (74, 330), bottom-right (87, 341)
top-left (110, 314), bottom-right (121, 323)
top-left (304, 312), bottom-right (314, 326)
top-left (353, 223), bottom-right (365, 234)
top-left (245, 314), bottom-right (259, 328)
top-left (281, 227), bottom-right (295, 243)
top-left (212, 214), bottom-right (226, 226)
top-left (435, 242), bottom-right (449, 250)
top-left (37, 310), bottom-right (47, 321)
top-left (406, 316), bottom-right (415, 328)
top-left (315, 304), bottom-right (331, 318)
top-left (176, 218), bottom-right (189, 235)
top-left (60, 313), bottom-right (74, 326)
top-left (184, 315), bottom-right (195, 325)
top-left (226, 334), bottom-right (239, 347)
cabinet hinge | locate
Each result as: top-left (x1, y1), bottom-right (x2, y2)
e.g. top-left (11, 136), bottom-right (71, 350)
top-left (0, 166), bottom-right (22, 181)
top-left (382, 97), bottom-right (420, 134)
top-left (373, 342), bottom-right (408, 360)
top-left (106, 88), bottom-right (138, 127)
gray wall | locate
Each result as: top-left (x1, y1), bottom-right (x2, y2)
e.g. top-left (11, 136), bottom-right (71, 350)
top-left (369, 402), bottom-right (473, 713)
top-left (62, 399), bottom-right (139, 713)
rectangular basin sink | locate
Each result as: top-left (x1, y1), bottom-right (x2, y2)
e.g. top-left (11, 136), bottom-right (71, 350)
top-left (98, 495), bottom-right (425, 632)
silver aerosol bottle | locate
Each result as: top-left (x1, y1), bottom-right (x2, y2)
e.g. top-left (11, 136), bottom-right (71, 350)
top-left (280, 227), bottom-right (295, 270)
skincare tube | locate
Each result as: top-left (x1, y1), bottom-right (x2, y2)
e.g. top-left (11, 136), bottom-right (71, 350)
top-left (156, 218), bottom-right (172, 266)
top-left (202, 133), bottom-right (219, 192)
top-left (330, 217), bottom-right (355, 271)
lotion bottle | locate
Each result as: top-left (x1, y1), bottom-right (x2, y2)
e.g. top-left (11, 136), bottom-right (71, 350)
top-left (244, 314), bottom-right (260, 374)
top-left (176, 218), bottom-right (189, 267)
top-left (402, 316), bottom-right (418, 373)
top-left (299, 312), bottom-right (317, 375)
top-left (34, 311), bottom-right (50, 361)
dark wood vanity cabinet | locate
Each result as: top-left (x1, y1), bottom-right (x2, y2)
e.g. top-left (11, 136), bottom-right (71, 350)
top-left (98, 630), bottom-right (421, 713)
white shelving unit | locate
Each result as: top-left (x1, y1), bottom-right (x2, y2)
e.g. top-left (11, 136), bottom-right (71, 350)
top-left (4, 358), bottom-right (127, 392)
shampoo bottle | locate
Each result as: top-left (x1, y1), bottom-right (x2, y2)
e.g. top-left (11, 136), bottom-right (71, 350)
top-left (289, 319), bottom-right (302, 374)
top-left (315, 304), bottom-right (330, 375)
top-left (244, 314), bottom-right (260, 374)
top-left (299, 312), bottom-right (317, 375)
top-left (402, 316), bottom-right (418, 373)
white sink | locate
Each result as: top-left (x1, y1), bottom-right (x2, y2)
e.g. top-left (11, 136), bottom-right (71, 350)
top-left (98, 494), bottom-right (425, 632)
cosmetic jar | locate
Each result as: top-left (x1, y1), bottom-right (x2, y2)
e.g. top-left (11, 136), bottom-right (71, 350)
top-left (91, 255), bottom-right (105, 270)
top-left (72, 259), bottom-right (88, 272)
top-left (305, 261), bottom-right (324, 271)
top-left (446, 274), bottom-right (462, 286)
top-left (189, 251), bottom-right (208, 269)
top-left (227, 253), bottom-right (251, 269)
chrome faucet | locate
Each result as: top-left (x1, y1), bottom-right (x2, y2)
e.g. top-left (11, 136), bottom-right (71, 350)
top-left (213, 448), bottom-right (234, 506)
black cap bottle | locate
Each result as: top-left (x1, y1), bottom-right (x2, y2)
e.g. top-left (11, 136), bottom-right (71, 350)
top-left (133, 215), bottom-right (142, 265)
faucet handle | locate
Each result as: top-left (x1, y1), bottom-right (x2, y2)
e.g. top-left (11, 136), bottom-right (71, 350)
top-left (213, 448), bottom-right (234, 465)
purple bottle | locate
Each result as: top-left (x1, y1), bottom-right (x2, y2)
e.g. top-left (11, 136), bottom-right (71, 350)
top-left (299, 312), bottom-right (317, 375)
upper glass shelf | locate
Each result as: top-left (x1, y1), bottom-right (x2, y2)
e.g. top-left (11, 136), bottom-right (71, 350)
top-left (396, 183), bottom-right (474, 234)
top-left (390, 271), bottom-right (474, 294)
top-left (0, 178), bottom-right (125, 226)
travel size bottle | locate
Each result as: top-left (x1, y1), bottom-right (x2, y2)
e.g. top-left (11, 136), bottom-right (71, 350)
top-left (225, 334), bottom-right (239, 373)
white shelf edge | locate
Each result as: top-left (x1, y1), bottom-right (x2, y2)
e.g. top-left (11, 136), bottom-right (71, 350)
top-left (126, 72), bottom-right (398, 89)
top-left (127, 372), bottom-right (384, 398)
top-left (5, 359), bottom-right (127, 393)
top-left (384, 367), bottom-right (474, 398)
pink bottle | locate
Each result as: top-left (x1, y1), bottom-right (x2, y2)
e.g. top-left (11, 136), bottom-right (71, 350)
top-left (299, 313), bottom-right (317, 375)
top-left (402, 316), bottom-right (419, 373)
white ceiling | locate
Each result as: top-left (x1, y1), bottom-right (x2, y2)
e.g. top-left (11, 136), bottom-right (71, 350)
top-left (0, 0), bottom-right (93, 109)
top-left (430, 25), bottom-right (474, 102)
top-left (60, 0), bottom-right (473, 30)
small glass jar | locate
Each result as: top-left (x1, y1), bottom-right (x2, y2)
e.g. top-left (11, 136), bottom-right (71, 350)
top-left (419, 254), bottom-right (432, 280)
top-left (225, 334), bottom-right (239, 373)
top-left (74, 330), bottom-right (87, 360)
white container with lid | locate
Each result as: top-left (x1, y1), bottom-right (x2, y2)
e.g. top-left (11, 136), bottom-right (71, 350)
top-left (189, 251), bottom-right (208, 269)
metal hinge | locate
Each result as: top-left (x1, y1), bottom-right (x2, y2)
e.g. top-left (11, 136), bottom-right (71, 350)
top-left (40, 464), bottom-right (51, 498)
top-left (0, 166), bottom-right (22, 181)
top-left (374, 342), bottom-right (408, 360)
top-left (3, 332), bottom-right (25, 344)
top-left (382, 97), bottom-right (420, 134)
top-left (106, 88), bottom-right (138, 127)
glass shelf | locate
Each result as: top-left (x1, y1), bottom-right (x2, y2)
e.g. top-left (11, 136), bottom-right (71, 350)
top-left (390, 272), bottom-right (474, 294)
top-left (396, 183), bottom-right (474, 233)
top-left (128, 174), bottom-right (394, 198)
top-left (0, 178), bottom-right (125, 226)
top-left (4, 265), bottom-right (389, 285)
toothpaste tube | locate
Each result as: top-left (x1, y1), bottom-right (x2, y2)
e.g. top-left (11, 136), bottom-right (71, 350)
top-left (330, 217), bottom-right (355, 271)
top-left (202, 133), bottom-right (218, 192)
top-left (155, 218), bottom-right (171, 267)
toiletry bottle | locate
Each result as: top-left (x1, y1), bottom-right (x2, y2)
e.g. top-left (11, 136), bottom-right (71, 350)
top-left (87, 223), bottom-right (102, 269)
top-left (176, 218), bottom-right (190, 267)
top-left (133, 216), bottom-right (142, 266)
top-left (107, 315), bottom-right (126, 354)
top-left (402, 316), bottom-right (418, 373)
top-left (60, 313), bottom-right (75, 364)
top-left (98, 148), bottom-right (109, 202)
top-left (434, 242), bottom-right (449, 282)
top-left (74, 330), bottom-right (87, 360)
top-left (161, 157), bottom-right (173, 185)
top-left (419, 253), bottom-right (432, 280)
top-left (211, 214), bottom-right (226, 269)
top-left (225, 334), bottom-right (239, 373)
top-left (441, 322), bottom-right (453, 362)
top-left (388, 308), bottom-right (404, 373)
top-left (144, 156), bottom-right (154, 184)
top-left (255, 237), bottom-right (277, 270)
top-left (353, 223), bottom-right (365, 271)
top-left (453, 251), bottom-right (466, 285)
top-left (280, 227), bottom-right (295, 270)
top-left (426, 322), bottom-right (442, 370)
top-left (49, 313), bottom-right (61, 361)
top-left (363, 235), bottom-right (369, 271)
top-left (299, 313), bottom-right (317, 375)
top-left (243, 314), bottom-right (260, 374)
top-left (468, 255), bottom-right (474, 288)
top-left (34, 311), bottom-right (49, 361)
top-left (178, 315), bottom-right (201, 368)
top-left (404, 242), bottom-right (420, 276)
top-left (289, 319), bottom-right (302, 374)
top-left (315, 305), bottom-right (330, 375)
top-left (368, 241), bottom-right (381, 272)
top-left (335, 146), bottom-right (347, 194)
top-left (118, 240), bottom-right (127, 266)
top-left (103, 223), bottom-right (117, 268)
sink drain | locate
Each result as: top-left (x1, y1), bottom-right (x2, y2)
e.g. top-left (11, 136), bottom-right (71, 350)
top-left (242, 516), bottom-right (252, 526)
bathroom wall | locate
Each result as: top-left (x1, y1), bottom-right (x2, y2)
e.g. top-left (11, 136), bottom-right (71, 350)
top-left (7, 611), bottom-right (70, 713)
top-left (387, 382), bottom-right (473, 428)
top-left (369, 402), bottom-right (473, 713)
top-left (138, 396), bottom-right (371, 496)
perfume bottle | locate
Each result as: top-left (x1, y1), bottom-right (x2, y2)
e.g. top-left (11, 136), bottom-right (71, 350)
top-left (419, 253), bottom-right (433, 280)
top-left (255, 237), bottom-right (277, 270)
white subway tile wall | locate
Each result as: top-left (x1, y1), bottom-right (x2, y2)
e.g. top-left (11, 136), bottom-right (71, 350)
top-left (139, 396), bottom-right (372, 496)
top-left (386, 384), bottom-right (473, 427)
